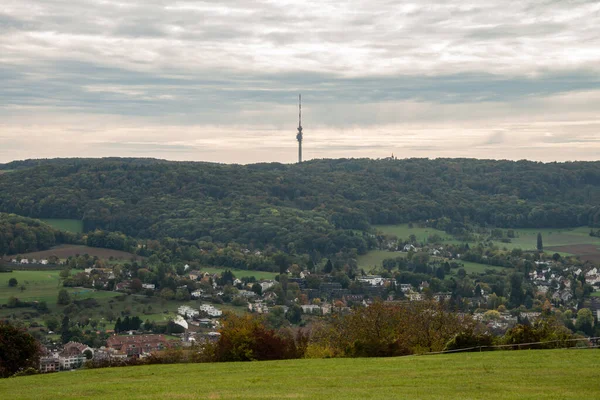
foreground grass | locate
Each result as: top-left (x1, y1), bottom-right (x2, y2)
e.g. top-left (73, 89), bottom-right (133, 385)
top-left (2, 350), bottom-right (598, 399)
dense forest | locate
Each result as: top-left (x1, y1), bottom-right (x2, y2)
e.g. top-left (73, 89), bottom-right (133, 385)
top-left (0, 158), bottom-right (599, 260)
top-left (0, 214), bottom-right (74, 255)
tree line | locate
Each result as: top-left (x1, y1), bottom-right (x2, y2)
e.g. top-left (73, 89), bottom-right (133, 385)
top-left (1, 158), bottom-right (599, 262)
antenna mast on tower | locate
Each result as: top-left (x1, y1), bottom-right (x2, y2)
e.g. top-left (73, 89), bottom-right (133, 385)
top-left (296, 94), bottom-right (303, 163)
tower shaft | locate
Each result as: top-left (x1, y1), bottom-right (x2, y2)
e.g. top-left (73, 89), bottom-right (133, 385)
top-left (297, 94), bottom-right (303, 163)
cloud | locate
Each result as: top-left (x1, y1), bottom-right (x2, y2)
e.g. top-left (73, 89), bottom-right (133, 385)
top-left (0, 0), bottom-right (599, 163)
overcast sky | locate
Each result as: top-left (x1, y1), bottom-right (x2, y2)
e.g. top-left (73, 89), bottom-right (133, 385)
top-left (1, 0), bottom-right (599, 164)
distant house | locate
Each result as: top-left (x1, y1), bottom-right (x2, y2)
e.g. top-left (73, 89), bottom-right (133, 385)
top-left (188, 270), bottom-right (201, 281)
top-left (199, 304), bottom-right (222, 317)
top-left (142, 283), bottom-right (155, 290)
top-left (238, 290), bottom-right (257, 299)
top-left (40, 259), bottom-right (49, 265)
top-left (191, 289), bottom-right (204, 298)
top-left (399, 284), bottom-right (412, 292)
top-left (178, 305), bottom-right (199, 318)
top-left (20, 259), bottom-right (29, 264)
top-left (301, 304), bottom-right (321, 314)
top-left (433, 292), bottom-right (452, 302)
top-left (63, 341), bottom-right (94, 356)
top-left (407, 292), bottom-right (424, 301)
top-left (107, 334), bottom-right (169, 357)
top-left (58, 349), bottom-right (86, 370)
top-left (357, 275), bottom-right (384, 286)
top-left (260, 280), bottom-right (275, 292)
top-left (39, 356), bottom-right (60, 373)
top-left (403, 244), bottom-right (416, 252)
top-left (115, 281), bottom-right (131, 291)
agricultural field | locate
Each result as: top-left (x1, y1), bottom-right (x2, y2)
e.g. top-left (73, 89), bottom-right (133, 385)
top-left (1, 349), bottom-right (598, 399)
top-left (13, 244), bottom-right (141, 262)
top-left (491, 227), bottom-right (600, 251)
top-left (40, 218), bottom-right (84, 234)
top-left (0, 270), bottom-right (120, 305)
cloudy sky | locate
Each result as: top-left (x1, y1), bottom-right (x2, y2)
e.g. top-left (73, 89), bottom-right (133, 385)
top-left (1, 0), bottom-right (599, 164)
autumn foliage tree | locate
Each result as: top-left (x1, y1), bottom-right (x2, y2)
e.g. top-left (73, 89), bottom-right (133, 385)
top-left (312, 301), bottom-right (471, 358)
top-left (213, 313), bottom-right (304, 362)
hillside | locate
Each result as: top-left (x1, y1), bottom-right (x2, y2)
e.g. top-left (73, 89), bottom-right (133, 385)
top-left (0, 157), bottom-right (599, 260)
top-left (1, 350), bottom-right (598, 399)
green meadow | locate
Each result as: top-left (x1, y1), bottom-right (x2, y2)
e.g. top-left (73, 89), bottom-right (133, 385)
top-left (491, 227), bottom-right (600, 251)
top-left (375, 223), bottom-right (456, 243)
top-left (357, 250), bottom-right (406, 269)
top-left (0, 270), bottom-right (120, 305)
top-left (199, 266), bottom-right (278, 280)
top-left (1, 349), bottom-right (598, 399)
top-left (455, 261), bottom-right (507, 274)
top-left (39, 218), bottom-right (84, 233)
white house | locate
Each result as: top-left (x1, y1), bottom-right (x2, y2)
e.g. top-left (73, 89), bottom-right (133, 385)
top-left (142, 283), bottom-right (156, 290)
top-left (357, 275), bottom-right (384, 286)
top-left (199, 304), bottom-right (222, 317)
top-left (260, 280), bottom-right (275, 292)
top-left (301, 304), bottom-right (321, 314)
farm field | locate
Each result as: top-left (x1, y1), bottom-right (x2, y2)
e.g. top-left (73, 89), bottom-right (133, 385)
top-left (491, 227), bottom-right (600, 251)
top-left (13, 244), bottom-right (141, 262)
top-left (1, 349), bottom-right (598, 399)
top-left (546, 244), bottom-right (600, 263)
top-left (40, 218), bottom-right (84, 233)
top-left (0, 270), bottom-right (121, 305)
top-left (199, 266), bottom-right (278, 280)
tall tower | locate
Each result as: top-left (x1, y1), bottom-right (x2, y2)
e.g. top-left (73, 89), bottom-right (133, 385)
top-left (296, 94), bottom-right (303, 163)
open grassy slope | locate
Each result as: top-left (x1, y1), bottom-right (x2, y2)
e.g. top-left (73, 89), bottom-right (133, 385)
top-left (0, 270), bottom-right (121, 305)
top-left (39, 218), bottom-right (84, 233)
top-left (1, 350), bottom-right (598, 399)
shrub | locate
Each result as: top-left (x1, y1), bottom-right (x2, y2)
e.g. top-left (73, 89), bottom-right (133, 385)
top-left (213, 313), bottom-right (304, 362)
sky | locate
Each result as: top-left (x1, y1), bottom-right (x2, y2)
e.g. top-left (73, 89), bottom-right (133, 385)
top-left (1, 0), bottom-right (599, 164)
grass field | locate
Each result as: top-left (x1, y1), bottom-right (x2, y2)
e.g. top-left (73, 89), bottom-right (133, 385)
top-left (40, 218), bottom-right (84, 233)
top-left (1, 350), bottom-right (598, 399)
top-left (492, 227), bottom-right (600, 251)
top-left (200, 267), bottom-right (278, 280)
top-left (0, 270), bottom-right (121, 305)
top-left (13, 244), bottom-right (141, 262)
top-left (357, 250), bottom-right (405, 269)
top-left (455, 261), bottom-right (507, 274)
top-left (375, 224), bottom-right (457, 243)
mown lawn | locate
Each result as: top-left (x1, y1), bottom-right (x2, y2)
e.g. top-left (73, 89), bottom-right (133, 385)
top-left (1, 350), bottom-right (598, 399)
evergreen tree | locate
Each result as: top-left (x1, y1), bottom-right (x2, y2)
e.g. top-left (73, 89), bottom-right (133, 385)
top-left (537, 233), bottom-right (543, 251)
top-left (323, 259), bottom-right (333, 274)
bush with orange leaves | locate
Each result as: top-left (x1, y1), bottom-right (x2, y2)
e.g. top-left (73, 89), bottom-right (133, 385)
top-left (212, 313), bottom-right (307, 362)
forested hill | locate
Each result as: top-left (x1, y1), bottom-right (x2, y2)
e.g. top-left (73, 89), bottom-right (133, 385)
top-left (0, 158), bottom-right (599, 256)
